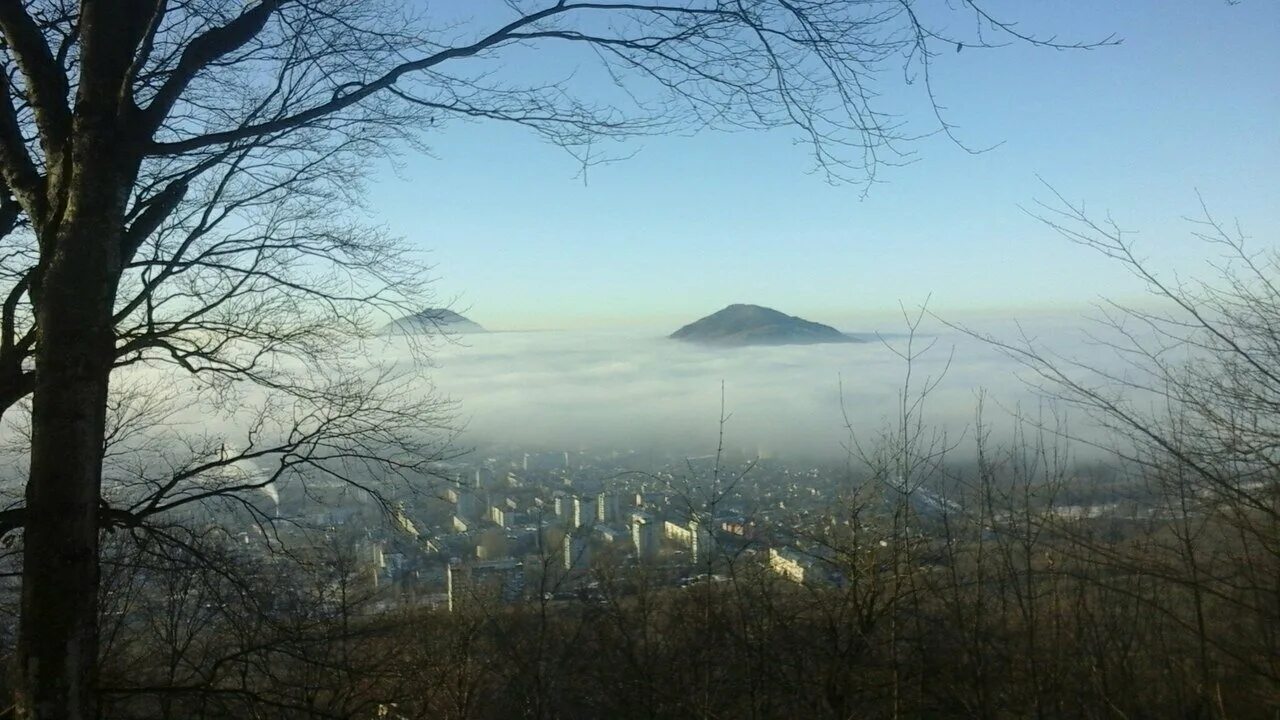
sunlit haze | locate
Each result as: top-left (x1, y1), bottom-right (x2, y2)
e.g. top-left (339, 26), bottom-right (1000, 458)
top-left (1, 2), bottom-right (1277, 716)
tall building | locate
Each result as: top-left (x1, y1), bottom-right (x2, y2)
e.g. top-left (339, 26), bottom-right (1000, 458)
top-left (563, 532), bottom-right (591, 571)
top-left (488, 504), bottom-right (507, 528)
top-left (572, 496), bottom-right (596, 529)
top-left (358, 539), bottom-right (387, 588)
top-left (662, 519), bottom-right (714, 564)
top-left (596, 492), bottom-right (620, 524)
top-left (631, 514), bottom-right (660, 560)
top-left (664, 520), bottom-right (693, 545)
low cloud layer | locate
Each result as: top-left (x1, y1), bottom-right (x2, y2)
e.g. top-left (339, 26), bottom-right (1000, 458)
top-left (383, 317), bottom-right (1109, 461)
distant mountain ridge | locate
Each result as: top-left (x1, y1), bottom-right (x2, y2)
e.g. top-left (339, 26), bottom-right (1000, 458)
top-left (670, 304), bottom-right (857, 347)
top-left (382, 308), bottom-right (486, 335)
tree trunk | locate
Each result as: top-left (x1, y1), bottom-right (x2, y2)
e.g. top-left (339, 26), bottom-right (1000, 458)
top-left (14, 111), bottom-right (132, 714)
top-left (14, 213), bottom-right (118, 718)
top-left (11, 4), bottom-right (145, 712)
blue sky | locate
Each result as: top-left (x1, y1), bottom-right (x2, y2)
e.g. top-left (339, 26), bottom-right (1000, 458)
top-left (365, 1), bottom-right (1279, 331)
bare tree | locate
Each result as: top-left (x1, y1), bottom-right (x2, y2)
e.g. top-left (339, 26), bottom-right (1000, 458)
top-left (0, 2), bottom-right (1111, 716)
top-left (956, 187), bottom-right (1280, 713)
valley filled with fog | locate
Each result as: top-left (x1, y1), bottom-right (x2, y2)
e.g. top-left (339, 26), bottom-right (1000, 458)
top-left (380, 313), bottom-right (1115, 461)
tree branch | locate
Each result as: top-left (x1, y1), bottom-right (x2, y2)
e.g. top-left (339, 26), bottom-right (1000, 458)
top-left (140, 0), bottom-right (285, 133)
top-left (0, 0), bottom-right (72, 155)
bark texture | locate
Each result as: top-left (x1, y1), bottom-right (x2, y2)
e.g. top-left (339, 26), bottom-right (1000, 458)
top-left (13, 3), bottom-right (145, 714)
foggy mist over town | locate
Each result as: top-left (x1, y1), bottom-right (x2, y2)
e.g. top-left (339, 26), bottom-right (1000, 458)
top-left (0, 1), bottom-right (1274, 718)
top-left (393, 314), bottom-right (1107, 461)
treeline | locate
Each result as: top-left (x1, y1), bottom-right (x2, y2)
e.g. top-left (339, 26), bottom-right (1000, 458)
top-left (8, 424), bottom-right (1271, 720)
top-left (2, 196), bottom-right (1277, 719)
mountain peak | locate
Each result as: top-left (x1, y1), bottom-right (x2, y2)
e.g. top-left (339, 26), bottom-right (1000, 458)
top-left (670, 304), bottom-right (856, 347)
top-left (382, 308), bottom-right (486, 335)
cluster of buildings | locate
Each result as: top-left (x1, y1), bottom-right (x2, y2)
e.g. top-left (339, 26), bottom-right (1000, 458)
top-left (217, 445), bottom-right (865, 613)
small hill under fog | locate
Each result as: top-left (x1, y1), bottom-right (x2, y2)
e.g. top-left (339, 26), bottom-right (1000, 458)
top-left (382, 308), bottom-right (486, 335)
top-left (670, 304), bottom-right (858, 347)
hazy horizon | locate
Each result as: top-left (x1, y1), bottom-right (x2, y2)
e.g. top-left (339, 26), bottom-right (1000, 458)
top-left (369, 0), bottom-right (1278, 332)
top-left (379, 311), bottom-right (1123, 462)
top-left (407, 298), bottom-right (1159, 334)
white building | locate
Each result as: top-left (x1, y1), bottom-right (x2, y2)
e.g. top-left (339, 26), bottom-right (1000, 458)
top-left (631, 514), bottom-right (661, 560)
top-left (488, 504), bottom-right (507, 528)
top-left (596, 492), bottom-right (620, 523)
top-left (572, 496), bottom-right (596, 529)
top-left (563, 533), bottom-right (591, 571)
top-left (665, 519), bottom-right (714, 563)
top-left (768, 547), bottom-right (811, 584)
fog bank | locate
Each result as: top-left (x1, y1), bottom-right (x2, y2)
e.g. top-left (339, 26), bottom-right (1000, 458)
top-left (385, 316), bottom-right (1111, 461)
